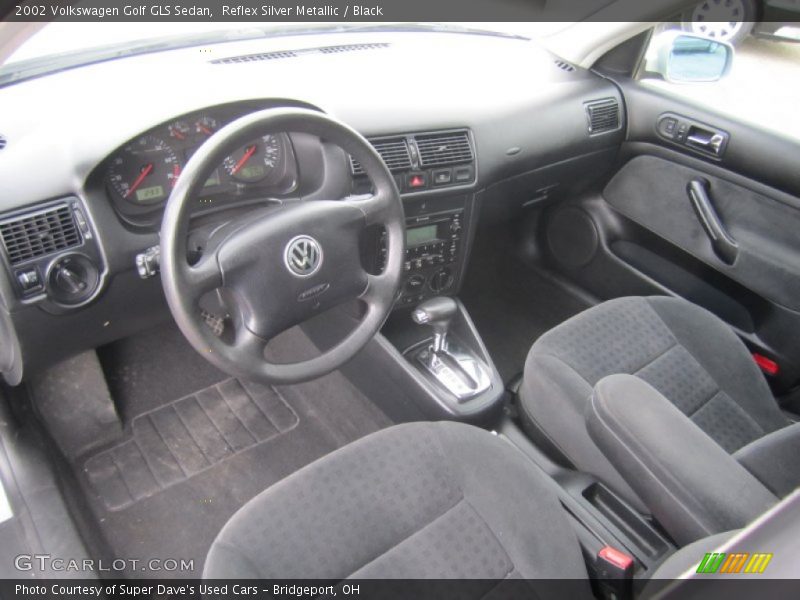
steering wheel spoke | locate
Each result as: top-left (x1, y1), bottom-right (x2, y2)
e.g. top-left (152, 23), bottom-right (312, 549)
top-left (185, 253), bottom-right (223, 297)
top-left (344, 189), bottom-right (393, 227)
top-left (233, 325), bottom-right (269, 358)
top-left (360, 272), bottom-right (394, 304)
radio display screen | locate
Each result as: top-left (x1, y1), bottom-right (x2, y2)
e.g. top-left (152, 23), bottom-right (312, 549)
top-left (406, 224), bottom-right (439, 246)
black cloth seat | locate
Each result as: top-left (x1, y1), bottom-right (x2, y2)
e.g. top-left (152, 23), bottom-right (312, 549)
top-left (519, 295), bottom-right (792, 512)
top-left (203, 421), bottom-right (590, 584)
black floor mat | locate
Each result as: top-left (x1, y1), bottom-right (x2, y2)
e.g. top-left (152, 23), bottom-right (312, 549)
top-left (98, 322), bottom-right (229, 421)
top-left (461, 231), bottom-right (591, 383)
top-left (76, 324), bottom-right (391, 577)
top-left (84, 378), bottom-right (298, 511)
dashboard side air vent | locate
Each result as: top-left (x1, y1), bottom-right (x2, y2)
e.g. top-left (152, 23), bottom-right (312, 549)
top-left (211, 50), bottom-right (297, 65)
top-left (414, 131), bottom-right (474, 168)
top-left (0, 203), bottom-right (81, 266)
top-left (350, 137), bottom-right (412, 175)
top-left (586, 98), bottom-right (621, 135)
top-left (554, 59), bottom-right (575, 72)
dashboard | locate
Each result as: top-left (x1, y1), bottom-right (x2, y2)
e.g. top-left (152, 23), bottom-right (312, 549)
top-left (103, 105), bottom-right (298, 228)
top-left (0, 30), bottom-right (625, 383)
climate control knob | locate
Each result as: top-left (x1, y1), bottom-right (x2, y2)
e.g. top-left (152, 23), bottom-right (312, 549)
top-left (429, 267), bottom-right (453, 293)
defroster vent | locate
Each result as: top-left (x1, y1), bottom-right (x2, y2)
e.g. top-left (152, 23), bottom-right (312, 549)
top-left (0, 204), bottom-right (81, 266)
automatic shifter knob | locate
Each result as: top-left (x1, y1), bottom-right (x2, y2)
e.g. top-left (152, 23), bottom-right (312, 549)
top-left (412, 296), bottom-right (457, 353)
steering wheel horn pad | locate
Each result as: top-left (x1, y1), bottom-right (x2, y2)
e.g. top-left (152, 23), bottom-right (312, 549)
top-left (216, 200), bottom-right (368, 341)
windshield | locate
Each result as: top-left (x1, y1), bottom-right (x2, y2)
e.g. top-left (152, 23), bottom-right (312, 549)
top-left (1, 22), bottom-right (565, 86)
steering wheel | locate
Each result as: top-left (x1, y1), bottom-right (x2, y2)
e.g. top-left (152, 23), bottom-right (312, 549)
top-left (160, 108), bottom-right (405, 384)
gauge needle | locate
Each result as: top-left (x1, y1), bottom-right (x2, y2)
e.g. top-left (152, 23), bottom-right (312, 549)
top-left (231, 145), bottom-right (257, 175)
top-left (171, 164), bottom-right (181, 187)
top-left (126, 163), bottom-right (154, 198)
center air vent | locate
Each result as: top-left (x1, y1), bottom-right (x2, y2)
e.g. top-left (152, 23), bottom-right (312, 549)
top-left (0, 204), bottom-right (81, 266)
top-left (350, 138), bottom-right (411, 175)
top-left (415, 131), bottom-right (474, 168)
top-left (586, 98), bottom-right (621, 135)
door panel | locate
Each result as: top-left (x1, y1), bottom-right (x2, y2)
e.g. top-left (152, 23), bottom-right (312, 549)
top-left (540, 80), bottom-right (800, 398)
top-left (604, 154), bottom-right (800, 312)
top-left (623, 83), bottom-right (800, 198)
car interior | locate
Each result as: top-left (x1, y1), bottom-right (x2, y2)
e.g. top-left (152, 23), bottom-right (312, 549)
top-left (1, 3), bottom-right (799, 597)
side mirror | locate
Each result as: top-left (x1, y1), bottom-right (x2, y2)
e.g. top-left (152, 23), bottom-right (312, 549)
top-left (649, 31), bottom-right (734, 83)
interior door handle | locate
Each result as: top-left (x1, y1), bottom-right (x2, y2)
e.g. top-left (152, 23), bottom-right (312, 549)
top-left (686, 132), bottom-right (725, 155)
top-left (687, 178), bottom-right (739, 265)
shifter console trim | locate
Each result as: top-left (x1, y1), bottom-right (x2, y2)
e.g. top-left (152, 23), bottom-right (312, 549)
top-left (414, 339), bottom-right (492, 402)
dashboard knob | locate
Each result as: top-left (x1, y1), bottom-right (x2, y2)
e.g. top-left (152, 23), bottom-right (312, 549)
top-left (46, 254), bottom-right (99, 306)
top-left (429, 268), bottom-right (453, 293)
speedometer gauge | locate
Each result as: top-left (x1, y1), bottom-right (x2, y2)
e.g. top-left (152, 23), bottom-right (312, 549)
top-left (107, 136), bottom-right (182, 204)
top-left (223, 135), bottom-right (282, 184)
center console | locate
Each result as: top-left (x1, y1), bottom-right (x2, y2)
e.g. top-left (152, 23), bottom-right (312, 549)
top-left (367, 196), bottom-right (468, 308)
top-left (307, 127), bottom-right (505, 422)
top-left (352, 128), bottom-right (476, 310)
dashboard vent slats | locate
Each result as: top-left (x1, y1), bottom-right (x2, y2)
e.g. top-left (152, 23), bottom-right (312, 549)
top-left (554, 59), bottom-right (575, 72)
top-left (318, 43), bottom-right (390, 54)
top-left (212, 43), bottom-right (389, 65)
top-left (0, 204), bottom-right (81, 266)
top-left (350, 138), bottom-right (411, 175)
top-left (415, 132), bottom-right (474, 168)
top-left (586, 98), bottom-right (621, 135)
top-left (211, 50), bottom-right (297, 65)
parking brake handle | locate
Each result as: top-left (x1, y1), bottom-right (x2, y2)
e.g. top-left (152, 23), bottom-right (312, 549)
top-left (687, 178), bottom-right (739, 265)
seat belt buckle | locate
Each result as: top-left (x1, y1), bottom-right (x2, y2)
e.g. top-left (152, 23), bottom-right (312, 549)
top-left (595, 545), bottom-right (634, 600)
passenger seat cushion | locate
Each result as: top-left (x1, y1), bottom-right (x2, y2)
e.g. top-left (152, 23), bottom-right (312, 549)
top-left (519, 296), bottom-right (788, 508)
top-left (203, 422), bottom-right (589, 583)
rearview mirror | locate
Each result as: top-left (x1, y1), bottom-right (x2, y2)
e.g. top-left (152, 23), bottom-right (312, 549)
top-left (650, 31), bottom-right (734, 83)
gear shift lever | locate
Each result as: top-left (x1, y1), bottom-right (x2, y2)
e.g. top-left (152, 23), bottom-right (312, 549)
top-left (410, 297), bottom-right (491, 402)
top-left (412, 297), bottom-right (457, 353)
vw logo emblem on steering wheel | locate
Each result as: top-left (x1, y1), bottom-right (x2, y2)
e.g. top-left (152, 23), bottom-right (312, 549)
top-left (284, 235), bottom-right (323, 277)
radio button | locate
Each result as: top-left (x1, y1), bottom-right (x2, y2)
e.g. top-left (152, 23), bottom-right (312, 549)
top-left (454, 165), bottom-right (474, 183)
top-left (405, 275), bottom-right (426, 294)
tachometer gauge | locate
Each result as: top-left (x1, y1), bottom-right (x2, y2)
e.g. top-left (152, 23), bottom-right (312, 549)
top-left (223, 135), bottom-right (282, 184)
top-left (107, 135), bottom-right (182, 205)
top-left (195, 116), bottom-right (219, 137)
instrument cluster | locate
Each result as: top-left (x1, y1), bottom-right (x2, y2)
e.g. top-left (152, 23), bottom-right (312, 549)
top-left (103, 105), bottom-right (297, 226)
